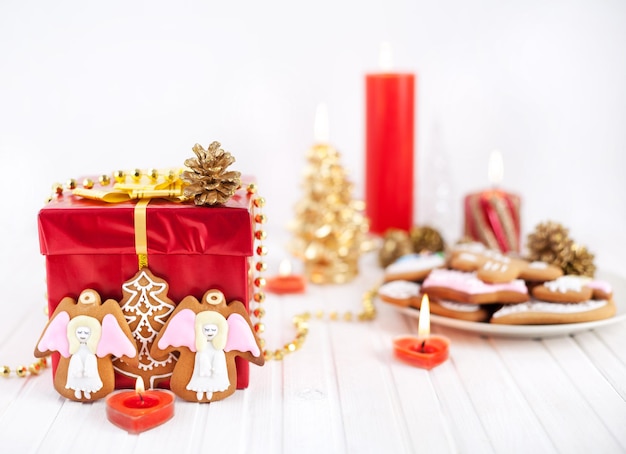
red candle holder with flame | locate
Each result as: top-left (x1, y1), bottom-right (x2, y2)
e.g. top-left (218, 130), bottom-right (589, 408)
top-left (106, 377), bottom-right (175, 434)
top-left (393, 294), bottom-right (450, 370)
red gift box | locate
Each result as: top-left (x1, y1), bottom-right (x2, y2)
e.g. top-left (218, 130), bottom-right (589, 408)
top-left (38, 181), bottom-right (257, 390)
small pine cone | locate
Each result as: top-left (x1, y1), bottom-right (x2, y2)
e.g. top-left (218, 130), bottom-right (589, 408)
top-left (527, 221), bottom-right (574, 270)
top-left (379, 228), bottom-right (413, 268)
top-left (563, 243), bottom-right (596, 277)
top-left (182, 142), bottom-right (241, 206)
top-left (410, 226), bottom-right (445, 254)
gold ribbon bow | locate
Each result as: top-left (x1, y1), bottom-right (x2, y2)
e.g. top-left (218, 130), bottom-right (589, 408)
top-left (72, 171), bottom-right (187, 270)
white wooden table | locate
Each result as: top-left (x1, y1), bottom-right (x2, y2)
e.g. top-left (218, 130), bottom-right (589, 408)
top-left (1, 245), bottom-right (625, 453)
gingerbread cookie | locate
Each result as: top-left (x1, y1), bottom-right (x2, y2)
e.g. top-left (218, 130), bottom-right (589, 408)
top-left (378, 280), bottom-right (420, 307)
top-left (449, 246), bottom-right (562, 284)
top-left (490, 297), bottom-right (616, 325)
top-left (518, 261), bottom-right (564, 282)
top-left (531, 275), bottom-right (595, 303)
top-left (151, 289), bottom-right (264, 403)
top-left (421, 269), bottom-right (529, 304)
top-left (383, 252), bottom-right (446, 282)
top-left (112, 268), bottom-right (177, 389)
top-left (34, 289), bottom-right (138, 402)
top-left (413, 297), bottom-right (493, 323)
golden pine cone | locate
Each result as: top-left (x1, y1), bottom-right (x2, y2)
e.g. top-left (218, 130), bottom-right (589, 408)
top-left (410, 226), bottom-right (445, 254)
top-left (379, 228), bottom-right (413, 267)
top-left (564, 243), bottom-right (596, 277)
top-left (182, 142), bottom-right (241, 206)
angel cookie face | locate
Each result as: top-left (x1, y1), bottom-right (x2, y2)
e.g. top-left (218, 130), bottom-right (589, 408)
top-left (151, 289), bottom-right (264, 403)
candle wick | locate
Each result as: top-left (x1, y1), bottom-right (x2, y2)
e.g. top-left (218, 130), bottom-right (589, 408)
top-left (139, 392), bottom-right (144, 403)
top-left (420, 340), bottom-right (426, 353)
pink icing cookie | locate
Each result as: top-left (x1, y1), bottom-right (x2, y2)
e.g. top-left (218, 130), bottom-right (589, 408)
top-left (421, 269), bottom-right (529, 304)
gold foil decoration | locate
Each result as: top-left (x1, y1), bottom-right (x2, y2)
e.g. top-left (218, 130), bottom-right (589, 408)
top-left (290, 144), bottom-right (369, 284)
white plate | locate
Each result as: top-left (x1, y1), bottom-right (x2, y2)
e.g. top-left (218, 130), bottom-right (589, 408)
top-left (384, 270), bottom-right (626, 339)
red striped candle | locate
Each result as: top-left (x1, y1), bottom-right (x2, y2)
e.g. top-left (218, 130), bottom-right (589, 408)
top-left (464, 151), bottom-right (521, 253)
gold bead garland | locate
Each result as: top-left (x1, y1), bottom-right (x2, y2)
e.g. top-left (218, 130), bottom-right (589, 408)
top-left (1, 357), bottom-right (48, 379)
top-left (248, 183), bottom-right (378, 362)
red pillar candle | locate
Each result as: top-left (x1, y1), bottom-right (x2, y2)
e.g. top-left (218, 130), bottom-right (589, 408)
top-left (464, 150), bottom-right (521, 253)
top-left (106, 378), bottom-right (175, 434)
top-left (392, 294), bottom-right (450, 370)
top-left (366, 43), bottom-right (416, 234)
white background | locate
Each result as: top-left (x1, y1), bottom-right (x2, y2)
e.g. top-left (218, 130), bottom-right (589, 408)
top-left (1, 0), bottom-right (625, 302)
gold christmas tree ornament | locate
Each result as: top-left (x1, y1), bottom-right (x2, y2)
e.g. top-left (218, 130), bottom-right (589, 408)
top-left (181, 142), bottom-right (242, 206)
top-left (290, 144), bottom-right (369, 284)
top-left (526, 221), bottom-right (596, 277)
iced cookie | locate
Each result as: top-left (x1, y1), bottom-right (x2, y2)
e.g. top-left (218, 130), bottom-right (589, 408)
top-left (34, 289), bottom-right (138, 402)
top-left (450, 246), bottom-right (562, 284)
top-left (413, 297), bottom-right (493, 323)
top-left (151, 289), bottom-right (264, 403)
top-left (517, 261), bottom-right (564, 282)
top-left (421, 269), bottom-right (529, 304)
top-left (531, 275), bottom-right (594, 303)
top-left (383, 252), bottom-right (446, 283)
top-left (378, 280), bottom-right (421, 307)
top-left (490, 297), bottom-right (616, 325)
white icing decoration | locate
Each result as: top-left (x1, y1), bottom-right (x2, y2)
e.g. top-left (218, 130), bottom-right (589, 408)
top-left (544, 275), bottom-right (592, 293)
top-left (386, 253), bottom-right (445, 274)
top-left (528, 261), bottom-right (548, 269)
top-left (492, 299), bottom-right (607, 318)
top-left (379, 280), bottom-right (420, 299)
top-left (438, 300), bottom-right (481, 312)
top-left (458, 252), bottom-right (478, 262)
top-left (483, 260), bottom-right (508, 272)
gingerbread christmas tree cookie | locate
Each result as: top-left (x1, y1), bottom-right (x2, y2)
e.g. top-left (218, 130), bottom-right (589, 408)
top-left (112, 269), bottom-right (177, 389)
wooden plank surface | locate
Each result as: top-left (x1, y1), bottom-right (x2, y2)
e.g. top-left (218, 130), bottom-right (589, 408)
top-left (1, 251), bottom-right (626, 453)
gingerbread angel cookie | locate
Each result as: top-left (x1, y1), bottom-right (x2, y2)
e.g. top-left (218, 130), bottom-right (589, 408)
top-left (34, 289), bottom-right (138, 402)
top-left (151, 289), bottom-right (264, 403)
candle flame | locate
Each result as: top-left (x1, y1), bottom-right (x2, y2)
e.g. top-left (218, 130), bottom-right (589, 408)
top-left (135, 377), bottom-right (146, 394)
top-left (314, 103), bottom-right (330, 143)
top-left (417, 294), bottom-right (430, 339)
top-left (278, 259), bottom-right (292, 276)
top-left (488, 149), bottom-right (504, 186)
top-left (379, 41), bottom-right (394, 72)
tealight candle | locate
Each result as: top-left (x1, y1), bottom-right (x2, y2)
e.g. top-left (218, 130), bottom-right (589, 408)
top-left (106, 377), bottom-right (175, 434)
top-left (393, 294), bottom-right (450, 369)
top-left (464, 150), bottom-right (521, 253)
top-left (265, 259), bottom-right (306, 294)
